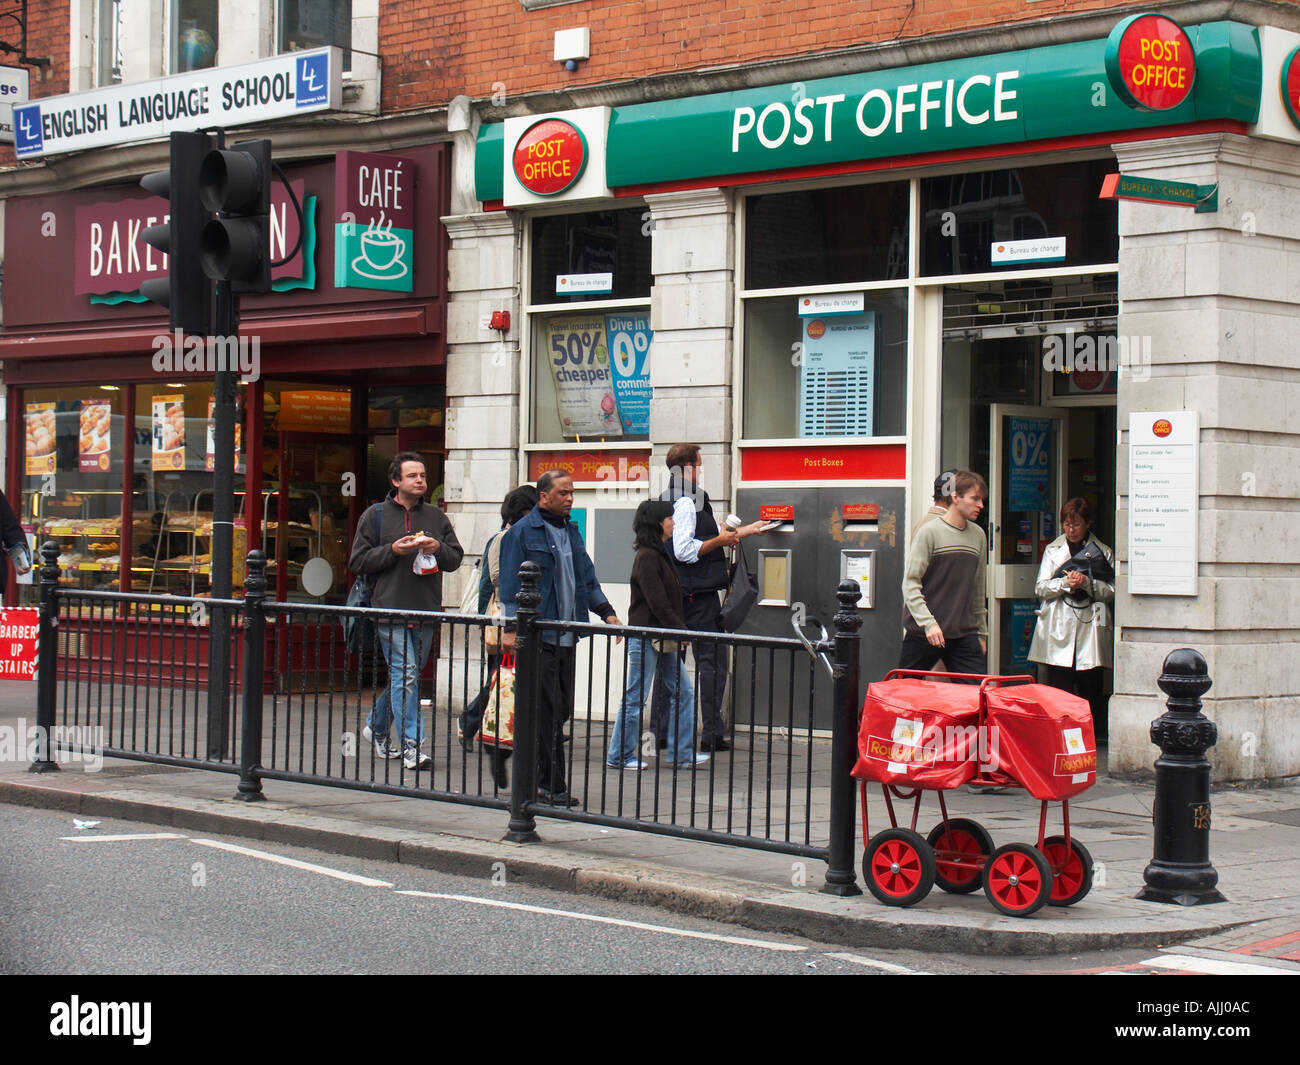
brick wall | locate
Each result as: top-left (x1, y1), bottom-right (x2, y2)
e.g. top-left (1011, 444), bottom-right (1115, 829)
top-left (0, 1), bottom-right (69, 167)
top-left (380, 0), bottom-right (1141, 113)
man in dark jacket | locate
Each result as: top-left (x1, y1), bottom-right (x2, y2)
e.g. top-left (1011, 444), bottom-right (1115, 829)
top-left (498, 470), bottom-right (621, 805)
top-left (348, 452), bottom-right (462, 770)
top-left (652, 444), bottom-right (763, 752)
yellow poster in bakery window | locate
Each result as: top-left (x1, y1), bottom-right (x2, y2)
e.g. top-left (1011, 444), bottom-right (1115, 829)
top-left (151, 395), bottom-right (185, 471)
top-left (79, 399), bottom-right (112, 473)
top-left (24, 402), bottom-right (57, 476)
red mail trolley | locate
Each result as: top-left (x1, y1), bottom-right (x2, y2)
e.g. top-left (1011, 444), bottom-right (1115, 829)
top-left (852, 670), bottom-right (1098, 917)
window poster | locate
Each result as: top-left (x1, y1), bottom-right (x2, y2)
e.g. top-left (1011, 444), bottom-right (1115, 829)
top-left (24, 402), bottom-right (56, 476)
top-left (151, 394), bottom-right (185, 471)
top-left (545, 315), bottom-right (622, 438)
top-left (605, 312), bottom-right (652, 435)
top-left (205, 396), bottom-right (243, 473)
top-left (79, 399), bottom-right (112, 473)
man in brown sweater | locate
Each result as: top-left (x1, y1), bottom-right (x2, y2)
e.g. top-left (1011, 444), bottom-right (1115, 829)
top-left (899, 469), bottom-right (989, 675)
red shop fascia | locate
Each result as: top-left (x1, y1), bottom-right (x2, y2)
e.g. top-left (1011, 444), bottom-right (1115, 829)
top-left (0, 144), bottom-right (449, 678)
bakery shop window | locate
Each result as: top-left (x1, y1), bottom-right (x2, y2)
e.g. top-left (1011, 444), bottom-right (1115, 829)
top-left (132, 382), bottom-right (247, 598)
top-left (19, 386), bottom-right (127, 599)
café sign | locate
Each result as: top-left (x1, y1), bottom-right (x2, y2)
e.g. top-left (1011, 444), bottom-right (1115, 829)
top-left (12, 47), bottom-right (342, 158)
top-left (334, 150), bottom-right (414, 292)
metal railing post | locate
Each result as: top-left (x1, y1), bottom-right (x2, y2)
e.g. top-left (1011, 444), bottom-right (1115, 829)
top-left (29, 541), bottom-right (60, 774)
top-left (822, 578), bottom-right (863, 896)
top-left (505, 561), bottom-right (541, 843)
top-left (1138, 647), bottom-right (1226, 905)
top-left (235, 550), bottom-right (267, 801)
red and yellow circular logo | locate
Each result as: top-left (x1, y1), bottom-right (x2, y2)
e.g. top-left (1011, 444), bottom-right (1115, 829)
top-left (1282, 46), bottom-right (1300, 130)
top-left (1106, 14), bottom-right (1196, 111)
top-left (512, 118), bottom-right (587, 196)
top-left (806, 319), bottom-right (826, 340)
top-left (1153, 419), bottom-right (1173, 438)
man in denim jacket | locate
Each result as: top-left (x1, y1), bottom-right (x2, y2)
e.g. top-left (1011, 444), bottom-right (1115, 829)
top-left (499, 470), bottom-right (621, 806)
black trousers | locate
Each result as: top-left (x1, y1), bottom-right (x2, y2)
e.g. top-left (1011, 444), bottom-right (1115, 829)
top-left (651, 591), bottom-right (727, 746)
top-left (897, 632), bottom-right (986, 676)
top-left (537, 642), bottom-right (576, 793)
top-left (1046, 665), bottom-right (1108, 740)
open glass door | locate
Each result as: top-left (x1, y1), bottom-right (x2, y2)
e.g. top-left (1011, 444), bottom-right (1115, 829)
top-left (988, 404), bottom-right (1068, 675)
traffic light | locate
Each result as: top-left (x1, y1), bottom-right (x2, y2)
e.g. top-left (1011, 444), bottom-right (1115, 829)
top-left (139, 131), bottom-right (215, 336)
top-left (199, 139), bottom-right (273, 294)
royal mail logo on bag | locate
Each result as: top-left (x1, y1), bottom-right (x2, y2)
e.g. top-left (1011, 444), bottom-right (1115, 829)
top-left (867, 717), bottom-right (1001, 774)
top-left (1054, 727), bottom-right (1096, 782)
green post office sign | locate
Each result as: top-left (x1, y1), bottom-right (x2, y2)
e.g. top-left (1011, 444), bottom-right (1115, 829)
top-left (474, 20), bottom-right (1261, 202)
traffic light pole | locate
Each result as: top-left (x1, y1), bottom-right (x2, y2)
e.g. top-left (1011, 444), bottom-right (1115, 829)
top-left (206, 281), bottom-right (237, 760)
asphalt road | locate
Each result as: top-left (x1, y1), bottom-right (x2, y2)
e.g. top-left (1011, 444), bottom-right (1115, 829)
top-left (1, 805), bottom-right (963, 976)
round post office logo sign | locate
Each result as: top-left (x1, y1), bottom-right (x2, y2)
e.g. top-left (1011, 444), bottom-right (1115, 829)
top-left (1152, 418), bottom-right (1174, 438)
top-left (1105, 13), bottom-right (1196, 111)
top-left (512, 118), bottom-right (588, 196)
top-left (1282, 46), bottom-right (1300, 130)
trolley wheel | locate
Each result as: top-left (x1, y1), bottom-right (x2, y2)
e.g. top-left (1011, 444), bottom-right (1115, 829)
top-left (1042, 835), bottom-right (1095, 907)
top-left (927, 817), bottom-right (994, 894)
top-left (863, 829), bottom-right (936, 908)
top-left (983, 842), bottom-right (1052, 918)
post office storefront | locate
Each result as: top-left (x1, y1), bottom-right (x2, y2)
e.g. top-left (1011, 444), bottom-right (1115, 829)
top-left (1, 145), bottom-right (450, 682)
top-left (453, 14), bottom-right (1300, 779)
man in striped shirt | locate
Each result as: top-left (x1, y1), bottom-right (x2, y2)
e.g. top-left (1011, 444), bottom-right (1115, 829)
top-left (899, 469), bottom-right (989, 675)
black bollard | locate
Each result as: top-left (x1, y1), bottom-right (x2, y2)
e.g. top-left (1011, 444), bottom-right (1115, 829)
top-left (235, 550), bottom-right (268, 802)
top-left (504, 561), bottom-right (541, 843)
top-left (822, 579), bottom-right (864, 897)
top-left (29, 542), bottom-right (61, 774)
top-left (1137, 648), bottom-right (1226, 905)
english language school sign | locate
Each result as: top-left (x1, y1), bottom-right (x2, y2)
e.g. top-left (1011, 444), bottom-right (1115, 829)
top-left (13, 48), bottom-right (342, 158)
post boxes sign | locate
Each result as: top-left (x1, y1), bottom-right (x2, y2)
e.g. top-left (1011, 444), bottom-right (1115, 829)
top-left (1105, 14), bottom-right (1196, 111)
top-left (503, 107), bottom-right (611, 207)
top-left (334, 150), bottom-right (414, 291)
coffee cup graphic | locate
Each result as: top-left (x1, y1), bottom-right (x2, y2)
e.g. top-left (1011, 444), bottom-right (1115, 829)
top-left (353, 213), bottom-right (409, 281)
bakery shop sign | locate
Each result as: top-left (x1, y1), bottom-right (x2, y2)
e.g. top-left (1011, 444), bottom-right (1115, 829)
top-left (1105, 13), bottom-right (1196, 111)
top-left (512, 118), bottom-right (587, 196)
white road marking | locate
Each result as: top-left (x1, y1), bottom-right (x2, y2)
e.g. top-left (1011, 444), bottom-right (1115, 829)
top-left (190, 839), bottom-right (394, 888)
top-left (396, 891), bottom-right (807, 952)
top-left (1140, 954), bottom-right (1289, 976)
top-left (59, 832), bottom-right (187, 842)
top-left (823, 951), bottom-right (929, 974)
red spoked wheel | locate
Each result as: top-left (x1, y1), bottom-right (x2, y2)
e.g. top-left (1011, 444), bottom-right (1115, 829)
top-left (1042, 835), bottom-right (1095, 907)
top-left (983, 842), bottom-right (1052, 917)
top-left (863, 829), bottom-right (936, 908)
top-left (926, 817), bottom-right (994, 894)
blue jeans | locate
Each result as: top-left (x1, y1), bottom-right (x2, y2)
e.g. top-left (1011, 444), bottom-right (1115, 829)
top-left (367, 622), bottom-right (435, 748)
top-left (608, 636), bottom-right (696, 765)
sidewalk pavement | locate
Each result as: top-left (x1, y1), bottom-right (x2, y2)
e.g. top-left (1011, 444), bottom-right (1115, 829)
top-left (2, 684), bottom-right (1298, 957)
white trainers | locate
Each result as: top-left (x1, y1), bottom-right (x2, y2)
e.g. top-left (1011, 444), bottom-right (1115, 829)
top-left (403, 744), bottom-right (433, 770)
top-left (362, 725), bottom-right (399, 759)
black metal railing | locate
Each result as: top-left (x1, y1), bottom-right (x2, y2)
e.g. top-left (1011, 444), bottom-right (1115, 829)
top-left (33, 542), bottom-right (863, 893)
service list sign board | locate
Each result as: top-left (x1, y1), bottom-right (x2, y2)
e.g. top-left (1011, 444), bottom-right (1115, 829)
top-left (1129, 411), bottom-right (1199, 595)
top-left (12, 48), bottom-right (342, 158)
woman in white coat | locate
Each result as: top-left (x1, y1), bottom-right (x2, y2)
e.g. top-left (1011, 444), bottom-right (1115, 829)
top-left (1028, 498), bottom-right (1114, 740)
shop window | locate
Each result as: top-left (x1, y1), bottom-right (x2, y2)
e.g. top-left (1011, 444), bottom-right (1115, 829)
top-left (172, 0), bottom-right (219, 73)
top-left (527, 208), bottom-right (652, 445)
top-left (920, 159), bottom-right (1118, 276)
top-left (529, 208), bottom-right (651, 305)
top-left (742, 289), bottom-right (907, 440)
top-left (278, 0), bottom-right (353, 71)
top-left (744, 181), bottom-right (910, 289)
